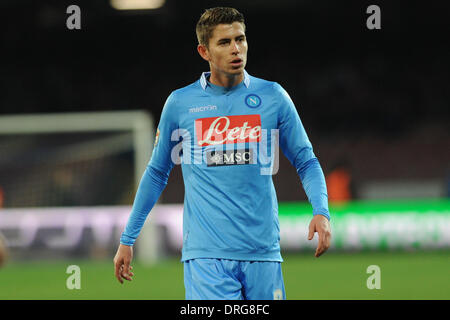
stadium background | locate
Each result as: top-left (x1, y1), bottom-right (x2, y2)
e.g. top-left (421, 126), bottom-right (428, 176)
top-left (0, 0), bottom-right (449, 299)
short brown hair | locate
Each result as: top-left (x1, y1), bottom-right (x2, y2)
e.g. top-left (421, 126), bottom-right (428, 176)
top-left (196, 7), bottom-right (245, 48)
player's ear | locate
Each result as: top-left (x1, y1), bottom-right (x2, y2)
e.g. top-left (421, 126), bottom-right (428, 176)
top-left (197, 44), bottom-right (210, 62)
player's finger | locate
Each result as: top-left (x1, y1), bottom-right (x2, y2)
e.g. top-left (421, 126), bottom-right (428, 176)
top-left (315, 229), bottom-right (325, 257)
top-left (114, 262), bottom-right (122, 284)
top-left (316, 230), bottom-right (330, 257)
top-left (114, 260), bottom-right (124, 284)
top-left (315, 244), bottom-right (325, 257)
top-left (322, 227), bottom-right (331, 247)
top-left (315, 236), bottom-right (324, 257)
top-left (129, 265), bottom-right (134, 277)
top-left (308, 222), bottom-right (315, 240)
top-left (121, 262), bottom-right (132, 281)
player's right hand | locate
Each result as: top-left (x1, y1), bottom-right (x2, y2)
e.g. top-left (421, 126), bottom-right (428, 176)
top-left (113, 244), bottom-right (134, 284)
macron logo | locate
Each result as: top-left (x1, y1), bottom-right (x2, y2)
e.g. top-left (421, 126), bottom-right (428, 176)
top-left (189, 105), bottom-right (217, 113)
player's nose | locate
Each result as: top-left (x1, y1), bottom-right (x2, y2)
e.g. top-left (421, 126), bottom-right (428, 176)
top-left (231, 41), bottom-right (240, 54)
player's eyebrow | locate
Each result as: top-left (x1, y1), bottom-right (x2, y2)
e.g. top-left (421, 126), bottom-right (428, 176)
top-left (216, 34), bottom-right (246, 44)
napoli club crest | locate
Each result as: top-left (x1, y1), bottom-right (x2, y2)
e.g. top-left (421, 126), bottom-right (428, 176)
top-left (245, 94), bottom-right (262, 108)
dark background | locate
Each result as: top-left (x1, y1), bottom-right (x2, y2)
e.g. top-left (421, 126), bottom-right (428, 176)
top-left (1, 0), bottom-right (449, 205)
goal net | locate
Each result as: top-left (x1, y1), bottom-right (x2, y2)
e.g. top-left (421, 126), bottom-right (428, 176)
top-left (0, 111), bottom-right (161, 263)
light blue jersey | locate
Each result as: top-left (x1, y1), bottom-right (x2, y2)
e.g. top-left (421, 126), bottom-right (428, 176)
top-left (120, 70), bottom-right (329, 262)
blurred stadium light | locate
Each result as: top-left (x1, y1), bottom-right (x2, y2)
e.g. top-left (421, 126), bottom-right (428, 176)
top-left (110, 0), bottom-right (166, 10)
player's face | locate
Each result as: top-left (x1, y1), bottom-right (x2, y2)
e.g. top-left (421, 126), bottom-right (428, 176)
top-left (203, 22), bottom-right (248, 77)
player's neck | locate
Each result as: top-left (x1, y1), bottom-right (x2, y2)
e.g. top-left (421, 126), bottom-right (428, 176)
top-left (208, 71), bottom-right (244, 88)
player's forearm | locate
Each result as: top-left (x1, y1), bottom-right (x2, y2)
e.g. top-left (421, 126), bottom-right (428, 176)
top-left (297, 157), bottom-right (330, 220)
top-left (120, 165), bottom-right (169, 246)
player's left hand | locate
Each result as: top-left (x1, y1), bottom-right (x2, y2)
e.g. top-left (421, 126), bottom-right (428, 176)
top-left (307, 215), bottom-right (332, 258)
top-left (113, 244), bottom-right (134, 284)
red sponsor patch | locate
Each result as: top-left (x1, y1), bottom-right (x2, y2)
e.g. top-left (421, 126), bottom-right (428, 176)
top-left (195, 115), bottom-right (261, 147)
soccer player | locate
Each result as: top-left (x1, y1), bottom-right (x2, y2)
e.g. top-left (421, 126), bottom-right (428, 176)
top-left (114, 7), bottom-right (331, 300)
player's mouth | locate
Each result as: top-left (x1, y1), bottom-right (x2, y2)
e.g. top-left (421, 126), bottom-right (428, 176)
top-left (230, 58), bottom-right (243, 67)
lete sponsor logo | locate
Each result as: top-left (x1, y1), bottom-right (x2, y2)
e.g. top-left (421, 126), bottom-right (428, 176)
top-left (195, 115), bottom-right (261, 147)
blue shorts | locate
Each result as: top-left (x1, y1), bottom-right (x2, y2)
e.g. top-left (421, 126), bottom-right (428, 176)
top-left (183, 258), bottom-right (286, 300)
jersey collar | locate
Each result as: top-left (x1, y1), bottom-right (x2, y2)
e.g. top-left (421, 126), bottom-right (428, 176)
top-left (200, 70), bottom-right (250, 90)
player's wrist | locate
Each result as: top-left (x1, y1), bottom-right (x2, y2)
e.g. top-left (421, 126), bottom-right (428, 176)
top-left (313, 212), bottom-right (331, 221)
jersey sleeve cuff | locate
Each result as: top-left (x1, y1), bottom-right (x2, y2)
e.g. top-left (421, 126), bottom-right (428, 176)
top-left (120, 233), bottom-right (136, 246)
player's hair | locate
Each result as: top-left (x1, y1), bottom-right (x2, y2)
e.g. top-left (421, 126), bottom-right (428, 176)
top-left (196, 7), bottom-right (245, 48)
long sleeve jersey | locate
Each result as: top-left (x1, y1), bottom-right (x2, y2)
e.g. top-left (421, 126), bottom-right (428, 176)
top-left (120, 70), bottom-right (329, 262)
